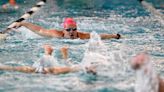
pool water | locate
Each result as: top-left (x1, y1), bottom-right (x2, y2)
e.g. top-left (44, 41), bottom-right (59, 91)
top-left (0, 0), bottom-right (164, 92)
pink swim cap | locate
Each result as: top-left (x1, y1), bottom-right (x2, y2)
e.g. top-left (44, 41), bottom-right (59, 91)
top-left (63, 18), bottom-right (77, 28)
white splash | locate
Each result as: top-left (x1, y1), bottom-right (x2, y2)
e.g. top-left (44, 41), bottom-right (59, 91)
top-left (135, 60), bottom-right (159, 92)
top-left (81, 31), bottom-right (109, 70)
top-left (32, 54), bottom-right (60, 72)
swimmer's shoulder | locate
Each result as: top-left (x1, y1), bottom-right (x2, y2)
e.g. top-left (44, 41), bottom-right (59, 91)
top-left (48, 29), bottom-right (64, 38)
top-left (77, 31), bottom-right (90, 39)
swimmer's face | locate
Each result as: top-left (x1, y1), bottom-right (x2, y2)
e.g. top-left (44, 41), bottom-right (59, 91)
top-left (131, 53), bottom-right (149, 70)
top-left (63, 24), bottom-right (78, 39)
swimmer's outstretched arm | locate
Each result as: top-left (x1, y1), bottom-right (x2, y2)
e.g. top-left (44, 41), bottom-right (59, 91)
top-left (99, 33), bottom-right (121, 39)
top-left (20, 22), bottom-right (51, 37)
top-left (17, 22), bottom-right (63, 38)
top-left (77, 32), bottom-right (121, 39)
top-left (0, 65), bottom-right (35, 73)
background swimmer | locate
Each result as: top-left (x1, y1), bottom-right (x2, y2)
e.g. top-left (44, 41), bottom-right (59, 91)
top-left (131, 53), bottom-right (164, 92)
top-left (2, 0), bottom-right (19, 10)
top-left (0, 45), bottom-right (79, 74)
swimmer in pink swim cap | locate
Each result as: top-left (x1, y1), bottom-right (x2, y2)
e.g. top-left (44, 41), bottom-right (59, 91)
top-left (12, 17), bottom-right (121, 39)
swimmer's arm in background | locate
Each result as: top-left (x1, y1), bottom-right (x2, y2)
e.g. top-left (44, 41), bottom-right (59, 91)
top-left (16, 22), bottom-right (64, 38)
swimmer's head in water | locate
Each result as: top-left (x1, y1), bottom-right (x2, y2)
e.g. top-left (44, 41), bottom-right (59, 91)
top-left (9, 0), bottom-right (16, 6)
top-left (131, 53), bottom-right (149, 70)
top-left (63, 18), bottom-right (78, 39)
top-left (43, 45), bottom-right (53, 55)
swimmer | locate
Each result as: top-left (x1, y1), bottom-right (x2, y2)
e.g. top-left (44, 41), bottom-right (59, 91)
top-left (131, 53), bottom-right (164, 92)
top-left (2, 0), bottom-right (19, 10)
top-left (0, 45), bottom-right (79, 74)
top-left (11, 18), bottom-right (121, 39)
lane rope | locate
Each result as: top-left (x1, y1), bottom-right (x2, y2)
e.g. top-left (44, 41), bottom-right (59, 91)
top-left (138, 0), bottom-right (164, 25)
top-left (0, 0), bottom-right (46, 34)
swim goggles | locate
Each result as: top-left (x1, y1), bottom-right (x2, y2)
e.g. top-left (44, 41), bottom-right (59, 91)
top-left (65, 28), bottom-right (77, 32)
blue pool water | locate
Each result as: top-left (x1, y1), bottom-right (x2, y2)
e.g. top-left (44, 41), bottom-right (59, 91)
top-left (0, 0), bottom-right (164, 92)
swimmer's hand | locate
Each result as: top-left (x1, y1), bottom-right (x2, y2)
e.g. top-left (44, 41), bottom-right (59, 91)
top-left (0, 22), bottom-right (20, 34)
top-left (116, 33), bottom-right (121, 39)
top-left (60, 46), bottom-right (69, 59)
top-left (0, 22), bottom-right (22, 34)
top-left (8, 22), bottom-right (22, 29)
